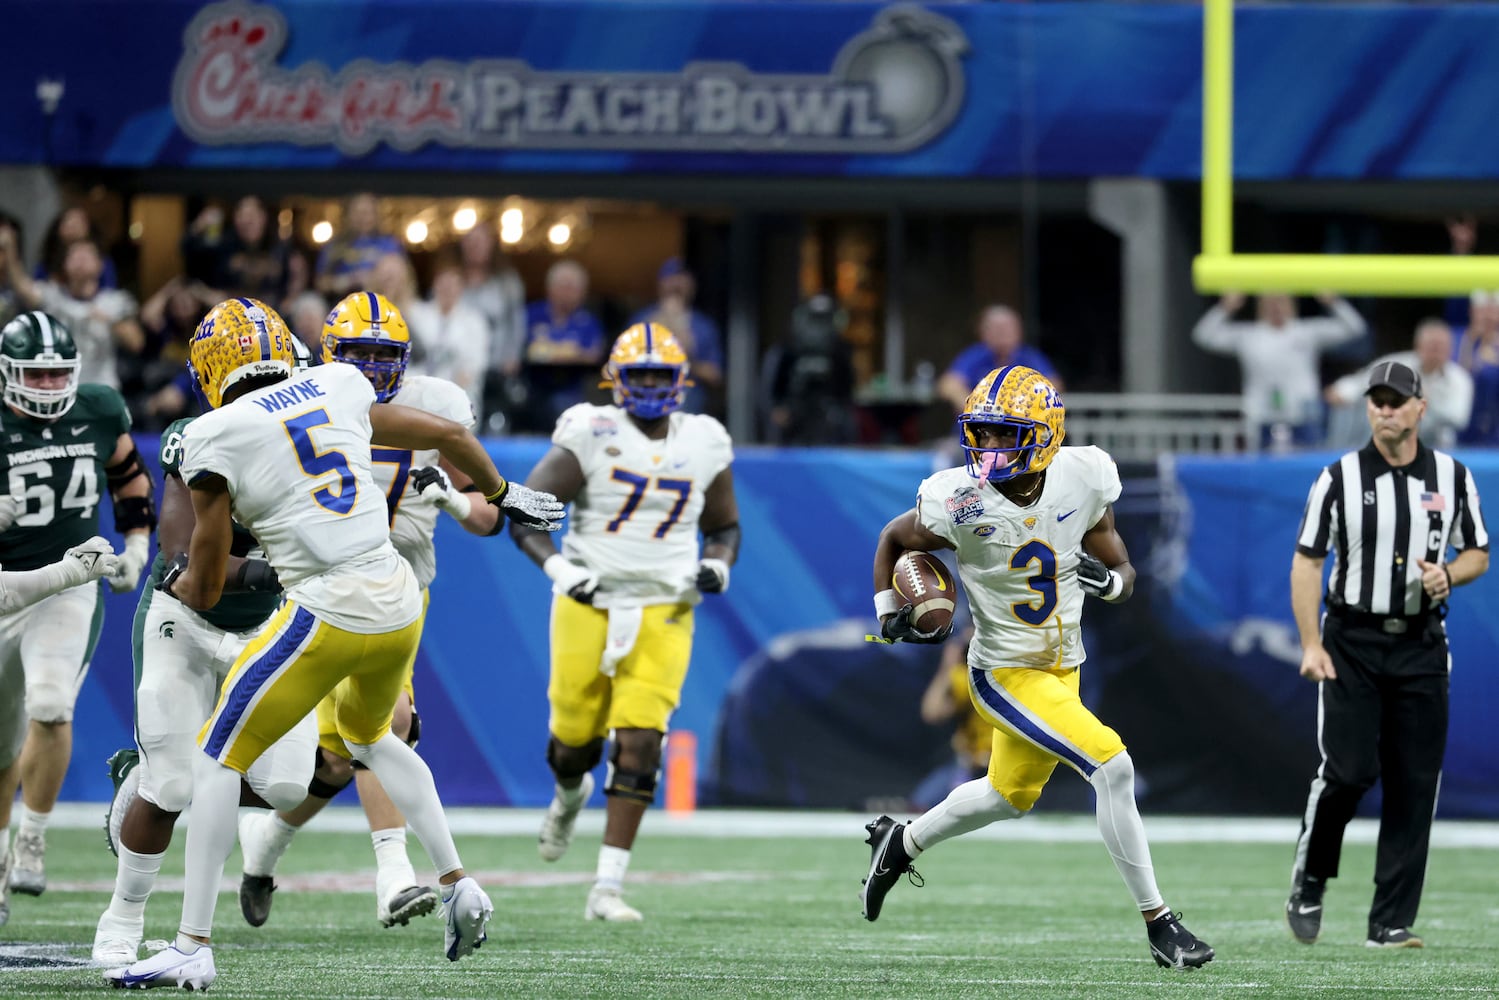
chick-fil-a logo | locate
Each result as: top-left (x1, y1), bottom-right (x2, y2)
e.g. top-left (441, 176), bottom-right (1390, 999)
top-left (172, 1), bottom-right (970, 156)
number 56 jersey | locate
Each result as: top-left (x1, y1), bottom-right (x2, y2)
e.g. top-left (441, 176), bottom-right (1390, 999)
top-left (554, 402), bottom-right (733, 609)
top-left (916, 446), bottom-right (1122, 671)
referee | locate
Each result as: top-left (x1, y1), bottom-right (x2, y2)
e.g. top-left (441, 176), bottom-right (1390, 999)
top-left (1287, 360), bottom-right (1488, 949)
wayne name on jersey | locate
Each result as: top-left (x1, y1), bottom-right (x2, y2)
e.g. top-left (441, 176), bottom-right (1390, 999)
top-left (917, 446), bottom-right (1122, 671)
top-left (0, 383), bottom-right (131, 571)
top-left (555, 401), bottom-right (733, 607)
top-left (178, 362), bottom-right (421, 633)
top-left (154, 417), bottom-right (278, 633)
top-left (371, 375), bottom-right (474, 588)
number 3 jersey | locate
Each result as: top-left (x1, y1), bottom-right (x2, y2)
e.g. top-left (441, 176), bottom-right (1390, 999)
top-left (916, 446), bottom-right (1122, 671)
top-left (179, 362), bottom-right (421, 633)
top-left (0, 383), bottom-right (130, 570)
top-left (554, 402), bottom-right (733, 609)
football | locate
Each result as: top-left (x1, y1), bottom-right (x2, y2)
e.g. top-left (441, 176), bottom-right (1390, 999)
top-left (891, 550), bottom-right (956, 634)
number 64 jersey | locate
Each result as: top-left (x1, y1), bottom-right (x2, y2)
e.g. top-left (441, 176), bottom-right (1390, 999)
top-left (554, 402), bottom-right (733, 609)
top-left (916, 446), bottom-right (1122, 671)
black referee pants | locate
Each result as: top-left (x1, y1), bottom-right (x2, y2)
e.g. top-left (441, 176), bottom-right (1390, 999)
top-left (1293, 615), bottom-right (1449, 932)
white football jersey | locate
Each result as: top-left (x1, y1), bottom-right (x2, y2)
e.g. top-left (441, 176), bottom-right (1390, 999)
top-left (375, 375), bottom-right (475, 588)
top-left (916, 446), bottom-right (1122, 671)
top-left (554, 403), bottom-right (733, 608)
top-left (180, 363), bottom-right (421, 634)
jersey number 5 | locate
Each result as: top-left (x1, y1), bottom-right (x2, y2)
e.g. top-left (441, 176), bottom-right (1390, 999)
top-left (283, 410), bottom-right (358, 514)
top-left (1010, 539), bottom-right (1057, 626)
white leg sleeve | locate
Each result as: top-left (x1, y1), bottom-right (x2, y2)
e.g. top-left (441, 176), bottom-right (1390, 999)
top-left (178, 754), bottom-right (242, 939)
top-left (1089, 752), bottom-right (1165, 912)
top-left (906, 776), bottom-right (1022, 854)
top-left (345, 733), bottom-right (461, 878)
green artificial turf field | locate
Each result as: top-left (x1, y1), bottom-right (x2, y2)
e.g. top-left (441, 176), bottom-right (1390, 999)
top-left (2, 816), bottom-right (1496, 999)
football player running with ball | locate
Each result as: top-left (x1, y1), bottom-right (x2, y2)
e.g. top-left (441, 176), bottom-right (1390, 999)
top-left (236, 291), bottom-right (501, 932)
top-left (0, 310), bottom-right (153, 907)
top-left (512, 323), bottom-right (739, 922)
top-left (106, 298), bottom-right (563, 990)
top-left (860, 366), bottom-right (1215, 971)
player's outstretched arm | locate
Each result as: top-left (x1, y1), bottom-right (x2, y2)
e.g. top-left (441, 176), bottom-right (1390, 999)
top-left (509, 445), bottom-right (598, 602)
top-left (696, 467), bottom-right (741, 595)
top-left (0, 538), bottom-right (118, 613)
top-left (411, 458), bottom-right (501, 536)
top-left (170, 475), bottom-right (235, 611)
top-left (1078, 504), bottom-right (1135, 603)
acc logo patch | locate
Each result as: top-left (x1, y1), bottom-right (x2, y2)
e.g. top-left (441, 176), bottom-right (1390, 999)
top-left (946, 486), bottom-right (985, 526)
top-left (590, 416), bottom-right (618, 437)
top-left (973, 524), bottom-right (996, 537)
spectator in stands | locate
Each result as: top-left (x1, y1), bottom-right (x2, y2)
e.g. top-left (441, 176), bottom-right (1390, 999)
top-left (135, 278), bottom-right (205, 428)
top-left (1456, 290), bottom-right (1499, 445)
top-left (406, 257), bottom-right (490, 415)
top-left (458, 224), bottom-right (527, 427)
top-left (1192, 291), bottom-right (1366, 448)
top-left (0, 212), bottom-right (24, 327)
top-left (285, 290), bottom-right (330, 356)
top-left (1325, 319), bottom-right (1473, 450)
top-left (937, 305), bottom-right (1061, 414)
top-left (36, 205), bottom-right (118, 288)
top-left (516, 259), bottom-right (605, 433)
top-left (315, 193), bottom-right (401, 298)
top-left (209, 195), bottom-right (291, 303)
top-left (368, 250), bottom-right (418, 316)
top-left (1444, 216), bottom-right (1479, 332)
top-left (761, 293), bottom-right (857, 445)
top-left (3, 233), bottom-right (143, 390)
top-left (630, 257), bottom-right (724, 413)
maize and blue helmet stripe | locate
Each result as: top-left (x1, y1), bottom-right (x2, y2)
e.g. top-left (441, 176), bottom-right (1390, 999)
top-left (985, 365), bottom-right (1016, 408)
top-left (237, 297), bottom-right (272, 359)
top-left (366, 291), bottom-right (381, 325)
top-left (643, 322), bottom-right (655, 357)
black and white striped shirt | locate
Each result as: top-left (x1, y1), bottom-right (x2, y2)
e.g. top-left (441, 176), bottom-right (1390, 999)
top-left (1296, 442), bottom-right (1488, 616)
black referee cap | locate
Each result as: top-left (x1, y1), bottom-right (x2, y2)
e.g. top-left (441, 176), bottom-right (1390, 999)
top-left (1365, 360), bottom-right (1422, 399)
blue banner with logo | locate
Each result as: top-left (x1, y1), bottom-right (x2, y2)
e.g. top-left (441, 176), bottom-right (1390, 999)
top-left (6, 1), bottom-right (1499, 179)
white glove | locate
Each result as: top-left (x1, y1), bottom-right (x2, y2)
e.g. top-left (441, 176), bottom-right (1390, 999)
top-left (696, 557), bottom-right (730, 594)
top-left (543, 553), bottom-right (600, 604)
top-left (63, 536), bottom-right (120, 586)
top-left (412, 466), bottom-right (472, 521)
top-left (490, 480), bottom-right (566, 532)
top-left (0, 495), bottom-right (21, 533)
top-left (108, 533), bottom-right (151, 594)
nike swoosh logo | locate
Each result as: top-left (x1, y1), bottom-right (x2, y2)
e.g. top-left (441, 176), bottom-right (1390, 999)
top-left (1296, 904), bottom-right (1321, 915)
top-left (1057, 509), bottom-right (1077, 522)
top-left (71, 425), bottom-right (89, 436)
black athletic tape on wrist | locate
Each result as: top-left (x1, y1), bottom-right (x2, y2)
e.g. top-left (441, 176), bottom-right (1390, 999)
top-left (113, 495), bottom-right (157, 532)
top-left (484, 478), bottom-right (509, 504)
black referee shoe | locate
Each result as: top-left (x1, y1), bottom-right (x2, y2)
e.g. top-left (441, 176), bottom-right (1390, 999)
top-left (1286, 876), bottom-right (1326, 944)
top-left (1367, 924), bottom-right (1424, 948)
top-left (859, 815), bottom-right (922, 922)
top-left (1147, 910), bottom-right (1215, 969)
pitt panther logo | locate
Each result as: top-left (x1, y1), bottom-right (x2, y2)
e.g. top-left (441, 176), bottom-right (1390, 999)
top-left (158, 621), bottom-right (176, 639)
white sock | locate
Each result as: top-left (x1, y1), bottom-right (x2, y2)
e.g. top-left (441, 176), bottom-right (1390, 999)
top-left (346, 734), bottom-right (461, 879)
top-left (178, 756), bottom-right (242, 940)
top-left (107, 845), bottom-right (166, 921)
top-left (247, 815), bottom-right (299, 877)
top-left (595, 845), bottom-right (631, 891)
top-left (1089, 752), bottom-right (1165, 912)
top-left (905, 777), bottom-right (1022, 855)
top-left (371, 827), bottom-right (415, 884)
top-left (174, 932), bottom-right (205, 955)
top-left (18, 804), bottom-right (49, 838)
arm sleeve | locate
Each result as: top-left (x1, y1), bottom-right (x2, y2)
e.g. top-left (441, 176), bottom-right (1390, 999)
top-left (1296, 466), bottom-right (1340, 557)
top-left (1452, 461), bottom-right (1489, 552)
top-left (1190, 306), bottom-right (1239, 354)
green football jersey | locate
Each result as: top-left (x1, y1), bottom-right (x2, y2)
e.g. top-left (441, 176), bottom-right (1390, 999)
top-left (146, 416), bottom-right (279, 633)
top-left (0, 383), bottom-right (130, 571)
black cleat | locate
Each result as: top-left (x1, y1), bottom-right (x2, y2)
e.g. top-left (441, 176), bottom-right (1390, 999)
top-left (1147, 910), bottom-right (1215, 969)
top-left (240, 874), bottom-right (276, 927)
top-left (1286, 875), bottom-right (1325, 944)
top-left (1367, 924), bottom-right (1423, 948)
top-left (859, 815), bottom-right (921, 922)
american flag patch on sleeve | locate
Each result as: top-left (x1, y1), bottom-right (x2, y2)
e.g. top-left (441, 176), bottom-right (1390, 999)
top-left (1421, 492), bottom-right (1446, 512)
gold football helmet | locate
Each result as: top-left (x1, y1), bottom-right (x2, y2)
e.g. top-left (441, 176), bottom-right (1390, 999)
top-left (959, 365), bottom-right (1065, 481)
top-left (189, 298), bottom-right (297, 410)
top-left (600, 322), bottom-right (691, 419)
top-left (321, 292), bottom-right (412, 402)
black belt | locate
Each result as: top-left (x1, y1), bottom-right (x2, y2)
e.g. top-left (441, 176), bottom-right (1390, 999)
top-left (1328, 608), bottom-right (1432, 635)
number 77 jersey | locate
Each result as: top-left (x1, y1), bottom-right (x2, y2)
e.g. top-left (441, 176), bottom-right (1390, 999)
top-left (0, 383), bottom-right (130, 571)
top-left (915, 446), bottom-right (1122, 671)
top-left (554, 402), bottom-right (733, 608)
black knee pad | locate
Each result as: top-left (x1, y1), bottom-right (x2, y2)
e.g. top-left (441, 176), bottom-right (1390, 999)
top-left (547, 736), bottom-right (604, 780)
top-left (604, 738), bottom-right (660, 804)
top-left (405, 708), bottom-right (421, 750)
top-left (308, 746), bottom-right (356, 798)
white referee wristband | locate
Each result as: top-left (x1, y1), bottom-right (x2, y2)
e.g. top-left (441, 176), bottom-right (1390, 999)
top-left (874, 588), bottom-right (902, 618)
